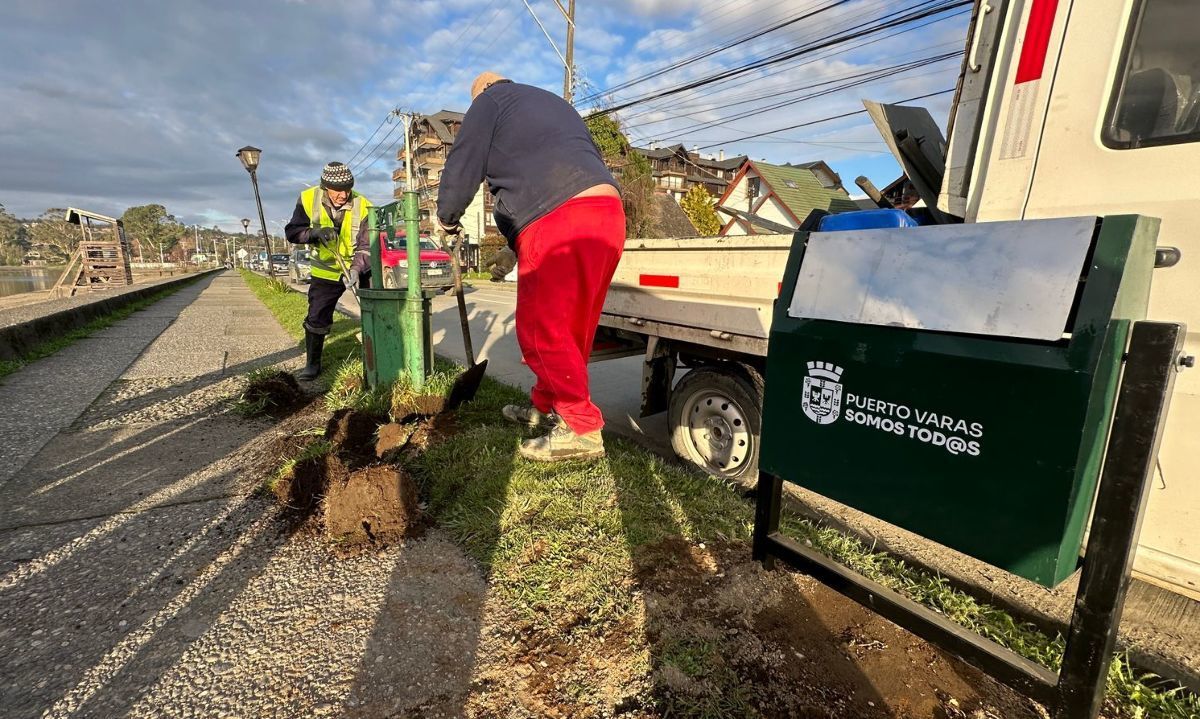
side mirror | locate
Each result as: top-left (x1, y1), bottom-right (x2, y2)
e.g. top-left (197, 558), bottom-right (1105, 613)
top-left (1154, 246), bottom-right (1181, 269)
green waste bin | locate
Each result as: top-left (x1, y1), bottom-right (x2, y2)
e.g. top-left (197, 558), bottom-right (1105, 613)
top-left (760, 215), bottom-right (1157, 586)
top-left (358, 287), bottom-right (433, 389)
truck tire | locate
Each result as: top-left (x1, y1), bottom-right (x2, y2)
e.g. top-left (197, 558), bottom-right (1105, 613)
top-left (383, 268), bottom-right (398, 289)
top-left (669, 365), bottom-right (762, 481)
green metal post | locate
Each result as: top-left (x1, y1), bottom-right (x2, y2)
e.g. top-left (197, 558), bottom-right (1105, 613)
top-left (402, 190), bottom-right (425, 389)
top-left (367, 207), bottom-right (382, 281)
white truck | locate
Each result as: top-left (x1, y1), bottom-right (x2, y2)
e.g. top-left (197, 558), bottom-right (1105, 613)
top-left (594, 0), bottom-right (1199, 600)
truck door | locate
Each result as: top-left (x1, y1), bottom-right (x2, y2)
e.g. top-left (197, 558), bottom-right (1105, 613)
top-left (989, 0), bottom-right (1200, 597)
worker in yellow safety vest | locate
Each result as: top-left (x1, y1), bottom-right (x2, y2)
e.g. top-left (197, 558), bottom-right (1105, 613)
top-left (283, 161), bottom-right (374, 380)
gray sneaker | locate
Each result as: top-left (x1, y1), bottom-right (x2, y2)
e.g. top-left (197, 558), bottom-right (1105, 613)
top-left (502, 404), bottom-right (555, 428)
top-left (519, 421), bottom-right (605, 463)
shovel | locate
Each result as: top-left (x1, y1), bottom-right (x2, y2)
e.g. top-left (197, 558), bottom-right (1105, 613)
top-left (323, 241), bottom-right (364, 345)
top-left (439, 231), bottom-right (488, 410)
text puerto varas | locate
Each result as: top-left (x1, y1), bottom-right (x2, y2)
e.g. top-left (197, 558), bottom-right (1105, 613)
top-left (801, 361), bottom-right (983, 457)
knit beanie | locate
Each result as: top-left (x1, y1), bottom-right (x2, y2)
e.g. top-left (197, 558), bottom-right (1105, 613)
top-left (320, 162), bottom-right (354, 191)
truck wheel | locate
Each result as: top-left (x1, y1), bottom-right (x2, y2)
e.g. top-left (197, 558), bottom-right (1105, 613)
top-left (383, 268), bottom-right (397, 289)
top-left (669, 366), bottom-right (762, 481)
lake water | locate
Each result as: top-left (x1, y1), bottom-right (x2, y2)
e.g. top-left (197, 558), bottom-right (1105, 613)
top-left (0, 267), bottom-right (65, 298)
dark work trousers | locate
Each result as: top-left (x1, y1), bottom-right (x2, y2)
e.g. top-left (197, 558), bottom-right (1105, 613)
top-left (303, 271), bottom-right (370, 335)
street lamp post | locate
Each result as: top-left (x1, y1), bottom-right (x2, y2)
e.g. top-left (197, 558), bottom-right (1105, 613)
top-left (241, 218), bottom-right (250, 269)
top-left (236, 146), bottom-right (274, 277)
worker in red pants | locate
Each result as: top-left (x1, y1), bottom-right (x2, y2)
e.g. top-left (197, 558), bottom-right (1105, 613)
top-left (436, 71), bottom-right (625, 462)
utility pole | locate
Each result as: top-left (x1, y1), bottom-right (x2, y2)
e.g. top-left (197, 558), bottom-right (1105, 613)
top-left (563, 0), bottom-right (576, 102)
top-left (400, 112), bottom-right (425, 388)
top-left (522, 0), bottom-right (575, 101)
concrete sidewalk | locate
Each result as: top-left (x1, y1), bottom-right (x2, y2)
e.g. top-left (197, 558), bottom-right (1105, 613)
top-left (0, 271), bottom-right (484, 718)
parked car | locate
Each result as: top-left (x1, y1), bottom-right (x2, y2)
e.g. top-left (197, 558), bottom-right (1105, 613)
top-left (270, 253), bottom-right (289, 274)
top-left (289, 248), bottom-right (312, 283)
top-left (378, 231), bottom-right (454, 291)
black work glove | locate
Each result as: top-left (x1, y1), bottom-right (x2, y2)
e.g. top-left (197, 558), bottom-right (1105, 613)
top-left (308, 227), bottom-right (337, 245)
top-left (486, 246), bottom-right (517, 281)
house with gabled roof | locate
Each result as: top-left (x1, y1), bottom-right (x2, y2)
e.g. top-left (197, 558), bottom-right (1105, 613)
top-left (716, 160), bottom-right (860, 235)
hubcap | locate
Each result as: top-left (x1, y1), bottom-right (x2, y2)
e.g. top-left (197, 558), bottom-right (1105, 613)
top-left (683, 389), bottom-right (751, 475)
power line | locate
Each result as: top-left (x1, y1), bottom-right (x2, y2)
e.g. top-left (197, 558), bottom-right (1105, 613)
top-left (350, 114), bottom-right (405, 175)
top-left (579, 0), bottom-right (946, 110)
top-left (575, 0), bottom-right (854, 105)
top-left (589, 0), bottom-right (969, 118)
top-left (694, 87), bottom-right (954, 150)
top-left (346, 112), bottom-right (394, 166)
top-left (624, 51), bottom-right (961, 138)
top-left (613, 9), bottom-right (967, 124)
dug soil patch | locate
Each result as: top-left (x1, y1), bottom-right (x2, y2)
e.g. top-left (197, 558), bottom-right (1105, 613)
top-left (242, 370), bottom-right (303, 414)
top-left (633, 538), bottom-right (1040, 719)
top-left (271, 407), bottom-right (427, 548)
top-left (464, 538), bottom-right (1042, 718)
top-left (392, 393), bottom-right (447, 421)
top-left (324, 465), bottom-right (421, 544)
top-left (324, 407), bottom-right (388, 467)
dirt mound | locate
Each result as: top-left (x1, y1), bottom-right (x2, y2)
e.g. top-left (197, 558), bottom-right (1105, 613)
top-left (274, 453), bottom-right (421, 547)
top-left (242, 371), bottom-right (303, 414)
top-left (324, 465), bottom-right (421, 544)
top-left (391, 393), bottom-right (447, 421)
top-left (269, 407), bottom-right (430, 548)
top-left (324, 408), bottom-right (387, 467)
top-left (375, 422), bottom-right (416, 460)
top-left (275, 453), bottom-right (348, 512)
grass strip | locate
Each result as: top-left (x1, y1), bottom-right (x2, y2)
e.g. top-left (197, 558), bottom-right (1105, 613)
top-left (0, 279), bottom-right (199, 381)
top-left (250, 270), bottom-right (1199, 718)
top-left (239, 269), bottom-right (361, 387)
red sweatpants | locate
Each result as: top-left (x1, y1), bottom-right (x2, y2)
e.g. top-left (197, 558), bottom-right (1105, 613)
top-left (516, 195), bottom-right (626, 435)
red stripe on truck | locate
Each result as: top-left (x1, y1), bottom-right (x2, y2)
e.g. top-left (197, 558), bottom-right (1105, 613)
top-left (1014, 0), bottom-right (1060, 84)
top-left (639, 274), bottom-right (679, 288)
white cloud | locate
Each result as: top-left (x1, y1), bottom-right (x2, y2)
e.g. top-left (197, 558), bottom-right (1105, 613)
top-left (0, 0), bottom-right (967, 231)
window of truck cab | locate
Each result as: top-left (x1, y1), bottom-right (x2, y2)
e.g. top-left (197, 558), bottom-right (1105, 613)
top-left (1103, 0), bottom-right (1200, 149)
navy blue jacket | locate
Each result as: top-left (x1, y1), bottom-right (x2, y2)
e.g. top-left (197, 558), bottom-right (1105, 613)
top-left (435, 82), bottom-right (617, 244)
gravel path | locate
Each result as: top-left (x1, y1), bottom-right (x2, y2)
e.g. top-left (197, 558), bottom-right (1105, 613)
top-left (0, 272), bottom-right (487, 718)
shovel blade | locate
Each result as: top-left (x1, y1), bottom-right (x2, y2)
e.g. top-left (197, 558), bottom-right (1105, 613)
top-left (445, 359), bottom-right (488, 411)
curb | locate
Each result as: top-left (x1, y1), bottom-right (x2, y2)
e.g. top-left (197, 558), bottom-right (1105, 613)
top-left (0, 270), bottom-right (221, 362)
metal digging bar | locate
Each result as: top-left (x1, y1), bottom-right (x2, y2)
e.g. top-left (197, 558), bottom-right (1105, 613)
top-left (439, 229), bottom-right (488, 411)
top-left (753, 320), bottom-right (1187, 717)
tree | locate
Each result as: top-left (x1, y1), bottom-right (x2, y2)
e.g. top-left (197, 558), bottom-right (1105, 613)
top-left (679, 184), bottom-right (722, 236)
top-left (0, 204), bottom-right (29, 265)
top-left (28, 208), bottom-right (78, 263)
top-left (122, 204), bottom-right (181, 263)
top-left (585, 114), bottom-right (655, 238)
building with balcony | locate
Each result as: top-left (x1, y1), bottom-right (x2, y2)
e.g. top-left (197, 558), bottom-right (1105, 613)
top-left (633, 144), bottom-right (747, 203)
top-left (394, 110), bottom-right (497, 238)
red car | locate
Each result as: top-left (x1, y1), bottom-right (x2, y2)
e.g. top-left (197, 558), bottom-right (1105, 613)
top-left (378, 231), bottom-right (454, 290)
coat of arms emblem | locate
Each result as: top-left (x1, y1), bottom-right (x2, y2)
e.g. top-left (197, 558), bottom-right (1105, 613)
top-left (802, 361), bottom-right (844, 425)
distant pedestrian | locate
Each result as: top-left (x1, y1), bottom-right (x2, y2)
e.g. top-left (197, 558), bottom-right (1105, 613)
top-left (283, 162), bottom-right (373, 381)
top-left (436, 72), bottom-right (625, 462)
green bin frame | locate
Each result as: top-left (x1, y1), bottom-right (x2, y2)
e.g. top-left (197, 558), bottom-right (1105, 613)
top-left (760, 215), bottom-right (1157, 586)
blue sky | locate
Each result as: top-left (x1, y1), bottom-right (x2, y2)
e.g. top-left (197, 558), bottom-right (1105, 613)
top-left (0, 0), bottom-right (969, 232)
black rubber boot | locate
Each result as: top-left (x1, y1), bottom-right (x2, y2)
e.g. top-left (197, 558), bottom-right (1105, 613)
top-left (296, 331), bottom-right (325, 381)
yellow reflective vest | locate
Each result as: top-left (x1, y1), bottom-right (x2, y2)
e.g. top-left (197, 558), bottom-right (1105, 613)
top-left (298, 186), bottom-right (373, 282)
